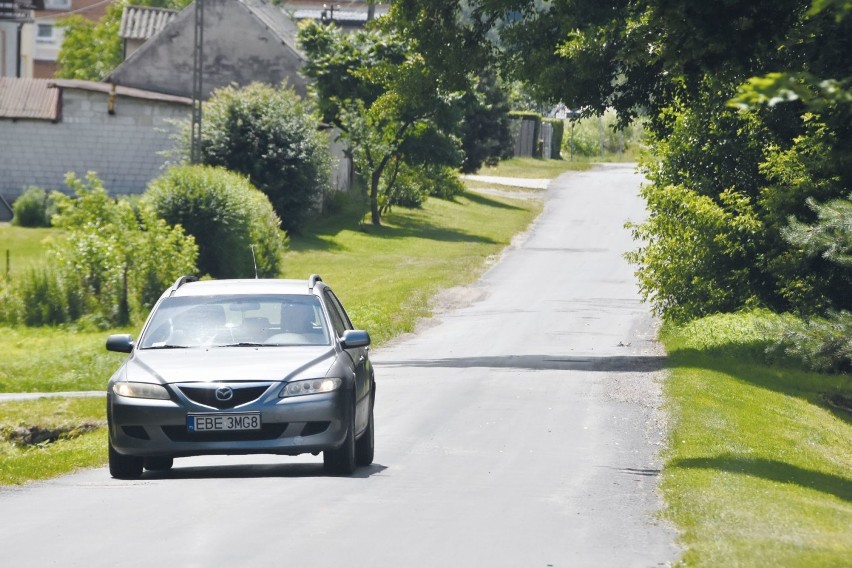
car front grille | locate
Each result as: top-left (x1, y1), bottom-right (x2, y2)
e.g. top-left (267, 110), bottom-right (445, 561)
top-left (177, 383), bottom-right (273, 410)
top-left (162, 423), bottom-right (288, 442)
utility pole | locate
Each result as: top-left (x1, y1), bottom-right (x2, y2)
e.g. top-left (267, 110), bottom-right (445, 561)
top-left (190, 0), bottom-right (204, 164)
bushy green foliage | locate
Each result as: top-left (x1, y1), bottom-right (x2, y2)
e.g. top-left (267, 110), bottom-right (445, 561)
top-left (12, 187), bottom-right (53, 228)
top-left (1, 173), bottom-right (198, 327)
top-left (626, 183), bottom-right (763, 322)
top-left (50, 172), bottom-right (198, 326)
top-left (562, 111), bottom-right (645, 159)
top-left (55, 2), bottom-right (123, 81)
top-left (459, 73), bottom-right (515, 173)
top-left (175, 82), bottom-right (330, 233)
top-left (383, 163), bottom-right (465, 209)
top-left (144, 165), bottom-right (287, 279)
top-left (299, 20), bottom-right (464, 225)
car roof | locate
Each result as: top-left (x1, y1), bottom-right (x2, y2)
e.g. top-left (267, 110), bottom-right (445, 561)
top-left (169, 278), bottom-right (321, 298)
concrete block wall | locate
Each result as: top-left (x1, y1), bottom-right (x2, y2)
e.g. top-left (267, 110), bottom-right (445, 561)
top-left (0, 87), bottom-right (190, 201)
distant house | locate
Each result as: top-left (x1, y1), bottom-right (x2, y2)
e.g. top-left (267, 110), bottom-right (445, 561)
top-left (107, 0), bottom-right (308, 99)
top-left (30, 0), bottom-right (113, 78)
top-left (119, 5), bottom-right (177, 60)
top-left (0, 0), bottom-right (40, 77)
top-left (286, 0), bottom-right (389, 32)
top-left (0, 76), bottom-right (190, 202)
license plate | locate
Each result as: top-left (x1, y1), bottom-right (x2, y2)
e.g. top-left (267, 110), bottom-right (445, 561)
top-left (187, 413), bottom-right (261, 432)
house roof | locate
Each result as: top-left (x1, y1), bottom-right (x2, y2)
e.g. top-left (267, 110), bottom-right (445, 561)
top-left (120, 5), bottom-right (178, 40)
top-left (240, 0), bottom-right (302, 56)
top-left (0, 78), bottom-right (59, 120)
top-left (0, 77), bottom-right (191, 122)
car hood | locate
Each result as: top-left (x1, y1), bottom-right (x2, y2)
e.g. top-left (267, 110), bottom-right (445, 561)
top-left (125, 346), bottom-right (337, 384)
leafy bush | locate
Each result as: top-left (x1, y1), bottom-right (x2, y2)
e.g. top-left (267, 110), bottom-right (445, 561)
top-left (1, 173), bottom-right (198, 327)
top-left (174, 82), bottom-right (331, 233)
top-left (144, 165), bottom-right (287, 279)
top-left (459, 73), bottom-right (515, 173)
top-left (382, 164), bottom-right (465, 210)
top-left (53, 172), bottom-right (198, 326)
top-left (12, 187), bottom-right (53, 227)
top-left (626, 183), bottom-right (762, 323)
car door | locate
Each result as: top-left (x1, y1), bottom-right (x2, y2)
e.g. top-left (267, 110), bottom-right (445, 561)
top-left (323, 290), bottom-right (371, 434)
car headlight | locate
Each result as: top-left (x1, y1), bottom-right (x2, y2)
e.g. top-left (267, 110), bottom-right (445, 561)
top-left (113, 382), bottom-right (170, 400)
top-left (280, 378), bottom-right (342, 398)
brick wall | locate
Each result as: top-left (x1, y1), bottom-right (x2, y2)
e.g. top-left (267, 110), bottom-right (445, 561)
top-left (0, 87), bottom-right (190, 201)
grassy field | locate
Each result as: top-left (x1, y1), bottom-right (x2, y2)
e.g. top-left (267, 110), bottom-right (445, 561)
top-left (661, 311), bottom-right (852, 566)
top-left (0, 224), bottom-right (56, 277)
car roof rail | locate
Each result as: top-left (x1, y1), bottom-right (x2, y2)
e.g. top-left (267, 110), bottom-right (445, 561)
top-left (169, 275), bottom-right (198, 295)
top-left (309, 274), bottom-right (323, 290)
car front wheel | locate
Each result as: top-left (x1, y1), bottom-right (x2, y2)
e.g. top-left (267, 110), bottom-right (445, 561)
top-left (109, 442), bottom-right (143, 479)
top-left (324, 411), bottom-right (356, 476)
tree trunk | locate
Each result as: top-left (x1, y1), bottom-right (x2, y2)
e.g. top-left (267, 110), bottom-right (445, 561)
top-left (370, 170), bottom-right (382, 225)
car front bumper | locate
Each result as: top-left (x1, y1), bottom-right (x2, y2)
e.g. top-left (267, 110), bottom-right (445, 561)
top-left (107, 385), bottom-right (351, 458)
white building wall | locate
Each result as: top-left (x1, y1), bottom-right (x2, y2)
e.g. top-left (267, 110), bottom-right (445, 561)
top-left (0, 87), bottom-right (190, 200)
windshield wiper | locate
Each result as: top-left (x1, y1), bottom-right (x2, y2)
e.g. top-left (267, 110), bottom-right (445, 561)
top-left (144, 344), bottom-right (189, 349)
top-left (220, 342), bottom-right (269, 347)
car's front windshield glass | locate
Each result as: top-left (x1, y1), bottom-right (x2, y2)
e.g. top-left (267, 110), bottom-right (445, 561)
top-left (139, 294), bottom-right (330, 349)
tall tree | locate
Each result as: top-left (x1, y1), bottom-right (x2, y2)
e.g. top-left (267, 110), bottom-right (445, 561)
top-left (298, 20), bottom-right (463, 225)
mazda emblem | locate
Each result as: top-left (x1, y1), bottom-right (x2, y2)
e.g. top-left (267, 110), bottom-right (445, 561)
top-left (215, 386), bottom-right (234, 401)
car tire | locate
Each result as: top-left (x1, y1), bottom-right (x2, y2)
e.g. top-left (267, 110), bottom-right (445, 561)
top-left (324, 411), bottom-right (356, 476)
top-left (355, 400), bottom-right (374, 467)
top-left (109, 442), bottom-right (143, 479)
top-left (144, 457), bottom-right (174, 471)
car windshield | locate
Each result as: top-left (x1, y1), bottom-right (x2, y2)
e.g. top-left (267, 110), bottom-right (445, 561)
top-left (138, 294), bottom-right (331, 349)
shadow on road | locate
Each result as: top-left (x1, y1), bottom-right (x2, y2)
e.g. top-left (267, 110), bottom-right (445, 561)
top-left (139, 462), bottom-right (388, 481)
top-left (374, 354), bottom-right (667, 373)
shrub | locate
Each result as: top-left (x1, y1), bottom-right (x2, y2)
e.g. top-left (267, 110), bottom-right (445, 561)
top-left (382, 164), bottom-right (465, 210)
top-left (144, 165), bottom-right (287, 279)
top-left (12, 187), bottom-right (53, 227)
top-left (174, 82), bottom-right (331, 233)
top-left (49, 172), bottom-right (199, 326)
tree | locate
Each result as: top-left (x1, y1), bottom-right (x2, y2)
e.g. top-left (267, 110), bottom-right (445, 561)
top-left (390, 0), bottom-right (852, 321)
top-left (173, 82), bottom-right (331, 233)
top-left (56, 1), bottom-right (123, 81)
top-left (56, 0), bottom-right (192, 81)
top-left (298, 20), bottom-right (463, 225)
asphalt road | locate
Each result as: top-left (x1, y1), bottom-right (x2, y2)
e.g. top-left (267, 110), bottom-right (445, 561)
top-left (0, 164), bottom-right (679, 567)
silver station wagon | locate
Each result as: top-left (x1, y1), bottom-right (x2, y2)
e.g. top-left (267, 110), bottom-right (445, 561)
top-left (105, 275), bottom-right (375, 478)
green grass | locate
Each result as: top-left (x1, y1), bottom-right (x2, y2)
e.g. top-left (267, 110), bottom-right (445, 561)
top-left (0, 397), bottom-right (106, 485)
top-left (463, 179), bottom-right (546, 193)
top-left (477, 157), bottom-right (592, 178)
top-left (0, 223), bottom-right (57, 277)
top-left (0, 326), bottom-right (132, 393)
top-left (660, 311), bottom-right (852, 566)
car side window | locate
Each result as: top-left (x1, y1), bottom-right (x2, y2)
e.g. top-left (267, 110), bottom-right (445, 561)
top-left (324, 290), bottom-right (354, 336)
top-left (323, 291), bottom-right (346, 337)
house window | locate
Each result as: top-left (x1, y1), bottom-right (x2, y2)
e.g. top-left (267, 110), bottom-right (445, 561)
top-left (36, 24), bottom-right (55, 43)
top-left (44, 0), bottom-right (72, 9)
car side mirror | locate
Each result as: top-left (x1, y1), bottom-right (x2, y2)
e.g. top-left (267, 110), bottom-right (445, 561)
top-left (340, 329), bottom-right (370, 349)
top-left (106, 334), bottom-right (134, 353)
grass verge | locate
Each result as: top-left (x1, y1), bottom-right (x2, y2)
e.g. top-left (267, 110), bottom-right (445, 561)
top-left (0, 397), bottom-right (106, 485)
top-left (660, 311), bottom-right (852, 566)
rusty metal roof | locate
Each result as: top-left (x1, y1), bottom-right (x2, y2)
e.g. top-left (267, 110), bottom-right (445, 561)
top-left (120, 5), bottom-right (178, 40)
top-left (0, 78), bottom-right (60, 120)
